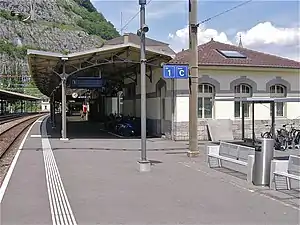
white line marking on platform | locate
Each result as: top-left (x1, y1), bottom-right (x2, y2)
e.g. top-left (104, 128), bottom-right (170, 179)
top-left (99, 128), bottom-right (123, 138)
top-left (31, 134), bottom-right (42, 138)
top-left (0, 115), bottom-right (47, 203)
top-left (41, 116), bottom-right (77, 225)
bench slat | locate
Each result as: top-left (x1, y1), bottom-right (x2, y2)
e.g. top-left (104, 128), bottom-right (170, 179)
top-left (219, 142), bottom-right (254, 162)
top-left (238, 146), bottom-right (254, 162)
top-left (274, 171), bottom-right (300, 181)
top-left (208, 154), bottom-right (247, 166)
top-left (219, 142), bottom-right (239, 159)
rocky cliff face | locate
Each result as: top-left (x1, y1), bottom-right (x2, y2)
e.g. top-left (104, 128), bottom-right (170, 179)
top-left (0, 0), bottom-right (119, 97)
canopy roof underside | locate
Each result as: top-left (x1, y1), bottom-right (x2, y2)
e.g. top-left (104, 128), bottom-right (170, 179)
top-left (28, 42), bottom-right (175, 99)
top-left (0, 89), bottom-right (40, 101)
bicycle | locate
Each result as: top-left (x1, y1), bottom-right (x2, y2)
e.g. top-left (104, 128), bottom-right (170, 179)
top-left (261, 124), bottom-right (288, 151)
top-left (288, 124), bottom-right (300, 149)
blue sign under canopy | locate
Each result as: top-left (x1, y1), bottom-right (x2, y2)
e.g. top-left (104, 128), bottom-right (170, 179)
top-left (70, 77), bottom-right (104, 89)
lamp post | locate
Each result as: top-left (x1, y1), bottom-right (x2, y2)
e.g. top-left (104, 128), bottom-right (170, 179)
top-left (138, 0), bottom-right (150, 172)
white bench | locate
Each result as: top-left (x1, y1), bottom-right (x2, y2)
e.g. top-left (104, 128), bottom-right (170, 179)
top-left (207, 141), bottom-right (255, 183)
top-left (272, 155), bottom-right (300, 190)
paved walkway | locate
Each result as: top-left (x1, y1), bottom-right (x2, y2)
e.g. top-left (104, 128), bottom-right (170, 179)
top-left (0, 115), bottom-right (299, 225)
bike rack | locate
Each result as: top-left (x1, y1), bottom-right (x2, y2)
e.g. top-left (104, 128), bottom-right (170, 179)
top-left (241, 100), bottom-right (276, 144)
top-left (214, 97), bottom-right (300, 146)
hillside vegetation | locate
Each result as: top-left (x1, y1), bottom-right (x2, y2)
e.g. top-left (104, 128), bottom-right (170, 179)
top-left (0, 0), bottom-right (119, 98)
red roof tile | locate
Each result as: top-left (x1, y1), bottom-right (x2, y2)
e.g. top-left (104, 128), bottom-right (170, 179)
top-left (170, 39), bottom-right (300, 69)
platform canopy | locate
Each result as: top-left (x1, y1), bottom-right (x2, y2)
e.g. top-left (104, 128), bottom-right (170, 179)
top-left (0, 89), bottom-right (40, 101)
top-left (27, 33), bottom-right (175, 100)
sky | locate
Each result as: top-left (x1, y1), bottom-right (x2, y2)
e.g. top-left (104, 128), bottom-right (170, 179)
top-left (90, 0), bottom-right (300, 61)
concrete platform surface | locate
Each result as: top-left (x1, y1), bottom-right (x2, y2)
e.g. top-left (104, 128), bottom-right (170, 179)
top-left (0, 115), bottom-right (299, 225)
top-left (1, 116), bottom-right (52, 225)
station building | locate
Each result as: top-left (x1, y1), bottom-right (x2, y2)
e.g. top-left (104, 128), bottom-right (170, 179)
top-left (27, 33), bottom-right (300, 141)
top-left (123, 37), bottom-right (300, 140)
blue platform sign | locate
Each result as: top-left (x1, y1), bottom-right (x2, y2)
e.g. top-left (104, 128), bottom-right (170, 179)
top-left (70, 77), bottom-right (104, 89)
top-left (163, 64), bottom-right (189, 79)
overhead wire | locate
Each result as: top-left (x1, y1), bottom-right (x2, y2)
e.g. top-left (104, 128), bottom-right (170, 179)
top-left (197, 0), bottom-right (253, 25)
top-left (119, 0), bottom-right (252, 33)
top-left (120, 0), bottom-right (153, 34)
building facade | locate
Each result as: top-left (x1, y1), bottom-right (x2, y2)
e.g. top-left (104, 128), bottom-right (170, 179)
top-left (41, 98), bottom-right (50, 112)
top-left (123, 39), bottom-right (300, 140)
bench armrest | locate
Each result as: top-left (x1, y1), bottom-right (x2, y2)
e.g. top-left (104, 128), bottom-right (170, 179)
top-left (270, 159), bottom-right (289, 189)
top-left (206, 145), bottom-right (220, 156)
top-left (247, 155), bottom-right (255, 184)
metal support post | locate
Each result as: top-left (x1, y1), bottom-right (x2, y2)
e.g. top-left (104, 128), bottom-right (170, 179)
top-left (50, 94), bottom-right (56, 128)
top-left (241, 101), bottom-right (245, 140)
top-left (252, 101), bottom-right (255, 141)
top-left (53, 100), bottom-right (56, 128)
top-left (171, 79), bottom-right (175, 140)
top-left (270, 102), bottom-right (275, 139)
top-left (138, 0), bottom-right (150, 172)
top-left (50, 99), bottom-right (53, 123)
top-left (60, 61), bottom-right (68, 141)
top-left (187, 0), bottom-right (199, 157)
top-left (0, 99), bottom-right (3, 115)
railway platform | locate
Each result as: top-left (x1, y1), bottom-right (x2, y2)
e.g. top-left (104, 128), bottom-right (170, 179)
top-left (0, 115), bottom-right (299, 225)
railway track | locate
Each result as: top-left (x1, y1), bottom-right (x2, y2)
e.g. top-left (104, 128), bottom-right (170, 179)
top-left (0, 115), bottom-right (22, 125)
top-left (0, 115), bottom-right (43, 159)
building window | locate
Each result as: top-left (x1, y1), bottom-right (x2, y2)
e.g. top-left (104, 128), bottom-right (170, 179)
top-left (198, 84), bottom-right (215, 119)
top-left (270, 84), bottom-right (286, 117)
top-left (234, 84), bottom-right (252, 118)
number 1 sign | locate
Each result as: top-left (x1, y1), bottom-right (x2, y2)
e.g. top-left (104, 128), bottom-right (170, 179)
top-left (162, 64), bottom-right (189, 79)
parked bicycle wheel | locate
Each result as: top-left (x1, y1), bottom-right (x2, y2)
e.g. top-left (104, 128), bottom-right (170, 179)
top-left (277, 135), bottom-right (288, 151)
top-left (294, 130), bottom-right (300, 146)
top-left (261, 132), bottom-right (272, 138)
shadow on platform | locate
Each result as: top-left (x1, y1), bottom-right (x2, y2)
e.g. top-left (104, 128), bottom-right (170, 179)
top-left (212, 167), bottom-right (247, 181)
top-left (47, 115), bottom-right (121, 139)
top-left (47, 114), bottom-right (161, 140)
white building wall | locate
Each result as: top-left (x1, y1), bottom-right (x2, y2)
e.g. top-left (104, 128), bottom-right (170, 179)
top-left (105, 97), bottom-right (118, 115)
top-left (123, 67), bottom-right (174, 136)
top-left (123, 66), bottom-right (299, 140)
top-left (41, 101), bottom-right (50, 112)
top-left (175, 96), bottom-right (189, 122)
top-left (174, 67), bottom-right (300, 140)
top-left (176, 68), bottom-right (300, 122)
top-left (123, 100), bottom-right (134, 116)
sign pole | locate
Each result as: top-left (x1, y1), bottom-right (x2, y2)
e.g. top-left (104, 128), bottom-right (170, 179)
top-left (138, 0), bottom-right (150, 172)
top-left (188, 0), bottom-right (199, 157)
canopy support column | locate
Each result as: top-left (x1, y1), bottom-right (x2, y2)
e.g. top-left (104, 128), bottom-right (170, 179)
top-left (60, 61), bottom-right (68, 141)
top-left (270, 102), bottom-right (275, 139)
top-left (51, 94), bottom-right (56, 129)
top-left (20, 100), bottom-right (23, 113)
top-left (252, 101), bottom-right (255, 142)
top-left (0, 99), bottom-right (3, 115)
top-left (242, 102), bottom-right (245, 140)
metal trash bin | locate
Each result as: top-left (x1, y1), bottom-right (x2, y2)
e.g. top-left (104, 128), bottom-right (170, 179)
top-left (252, 138), bottom-right (275, 186)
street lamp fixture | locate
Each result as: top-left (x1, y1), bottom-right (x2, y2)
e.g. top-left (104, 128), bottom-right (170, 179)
top-left (137, 24), bottom-right (149, 36)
